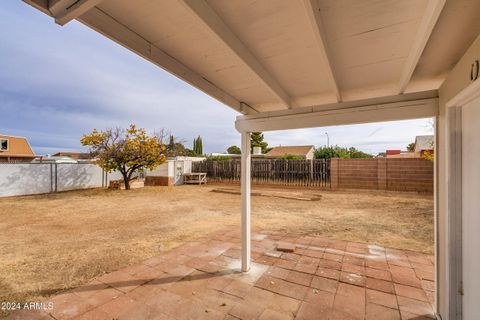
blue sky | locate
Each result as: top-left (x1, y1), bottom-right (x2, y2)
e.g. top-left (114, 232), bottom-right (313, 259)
top-left (0, 2), bottom-right (433, 155)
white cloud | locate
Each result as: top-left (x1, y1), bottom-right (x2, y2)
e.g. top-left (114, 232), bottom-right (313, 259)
top-left (265, 118), bottom-right (433, 155)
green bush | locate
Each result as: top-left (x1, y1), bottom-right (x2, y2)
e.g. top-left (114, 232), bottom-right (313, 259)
top-left (206, 155), bottom-right (232, 161)
top-left (280, 154), bottom-right (304, 160)
top-left (227, 145), bottom-right (241, 154)
top-left (314, 146), bottom-right (372, 159)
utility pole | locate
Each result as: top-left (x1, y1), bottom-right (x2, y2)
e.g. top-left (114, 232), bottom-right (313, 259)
top-left (324, 132), bottom-right (330, 147)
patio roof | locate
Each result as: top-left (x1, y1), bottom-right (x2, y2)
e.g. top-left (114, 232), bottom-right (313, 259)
top-left (25, 0), bottom-right (480, 116)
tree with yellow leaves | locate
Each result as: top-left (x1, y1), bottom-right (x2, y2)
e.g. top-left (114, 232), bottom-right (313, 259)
top-left (422, 149), bottom-right (434, 162)
top-left (81, 124), bottom-right (166, 190)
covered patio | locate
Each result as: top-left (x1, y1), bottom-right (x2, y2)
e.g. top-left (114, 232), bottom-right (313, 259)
top-left (21, 0), bottom-right (480, 319)
top-left (10, 228), bottom-right (435, 320)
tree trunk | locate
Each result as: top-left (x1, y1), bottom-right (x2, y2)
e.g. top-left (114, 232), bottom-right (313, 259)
top-left (122, 173), bottom-right (130, 190)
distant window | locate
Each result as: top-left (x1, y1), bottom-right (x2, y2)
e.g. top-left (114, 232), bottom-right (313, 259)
top-left (0, 139), bottom-right (8, 151)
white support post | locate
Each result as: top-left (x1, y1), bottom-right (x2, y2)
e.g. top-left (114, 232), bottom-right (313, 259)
top-left (241, 131), bottom-right (251, 272)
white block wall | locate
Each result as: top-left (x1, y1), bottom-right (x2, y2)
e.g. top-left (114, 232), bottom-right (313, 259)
top-left (0, 160), bottom-right (189, 198)
top-left (0, 164), bottom-right (122, 197)
top-left (0, 163), bottom-right (52, 197)
top-left (56, 164), bottom-right (104, 192)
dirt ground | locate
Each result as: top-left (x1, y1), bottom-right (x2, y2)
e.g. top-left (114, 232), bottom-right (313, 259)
top-left (0, 185), bottom-right (433, 317)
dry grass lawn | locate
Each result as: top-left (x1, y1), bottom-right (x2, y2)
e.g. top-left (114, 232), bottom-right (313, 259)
top-left (0, 185), bottom-right (433, 318)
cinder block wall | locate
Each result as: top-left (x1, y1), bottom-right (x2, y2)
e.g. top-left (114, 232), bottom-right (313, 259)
top-left (338, 158), bottom-right (379, 189)
top-left (145, 176), bottom-right (174, 186)
top-left (386, 158), bottom-right (433, 192)
top-left (332, 158), bottom-right (433, 192)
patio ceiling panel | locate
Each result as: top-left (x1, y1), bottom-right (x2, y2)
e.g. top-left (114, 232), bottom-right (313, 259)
top-left (24, 0), bottom-right (480, 115)
top-left (96, 0), bottom-right (280, 112)
top-left (318, 0), bottom-right (432, 101)
top-left (180, 0), bottom-right (294, 110)
top-left (407, 0), bottom-right (480, 93)
top-left (206, 0), bottom-right (338, 108)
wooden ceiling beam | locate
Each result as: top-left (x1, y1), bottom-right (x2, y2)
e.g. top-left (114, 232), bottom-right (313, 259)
top-left (22, 0), bottom-right (50, 15)
top-left (236, 92), bottom-right (439, 132)
top-left (398, 0), bottom-right (446, 94)
top-left (179, 0), bottom-right (293, 109)
top-left (49, 0), bottom-right (105, 26)
top-left (77, 7), bottom-right (255, 115)
top-left (303, 0), bottom-right (341, 102)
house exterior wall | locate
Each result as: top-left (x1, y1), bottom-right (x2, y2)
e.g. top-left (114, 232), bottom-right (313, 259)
top-left (0, 156), bottom-right (36, 163)
top-left (305, 148), bottom-right (314, 160)
top-left (144, 161), bottom-right (174, 186)
top-left (0, 135), bottom-right (34, 156)
top-left (144, 160), bottom-right (192, 186)
top-left (461, 97), bottom-right (480, 320)
top-left (147, 161), bottom-right (174, 177)
top-left (386, 152), bottom-right (420, 158)
top-left (53, 152), bottom-right (91, 160)
top-left (438, 32), bottom-right (480, 319)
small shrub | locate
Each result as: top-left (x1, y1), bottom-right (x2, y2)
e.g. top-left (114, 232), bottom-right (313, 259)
top-left (280, 154), bottom-right (304, 160)
top-left (206, 156), bottom-right (232, 161)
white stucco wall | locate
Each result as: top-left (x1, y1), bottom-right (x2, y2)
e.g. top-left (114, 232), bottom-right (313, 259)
top-left (146, 160), bottom-right (193, 186)
top-left (147, 160), bottom-right (175, 177)
top-left (0, 163), bottom-right (120, 197)
top-left (438, 33), bottom-right (480, 319)
top-left (0, 163), bottom-right (52, 197)
top-left (182, 160), bottom-right (192, 174)
top-left (106, 170), bottom-right (123, 181)
top-left (56, 164), bottom-right (105, 192)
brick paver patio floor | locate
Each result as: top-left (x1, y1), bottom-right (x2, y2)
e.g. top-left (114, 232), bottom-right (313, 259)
top-left (10, 229), bottom-right (435, 320)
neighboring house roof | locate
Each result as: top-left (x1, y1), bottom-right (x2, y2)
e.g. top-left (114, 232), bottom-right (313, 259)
top-left (386, 149), bottom-right (419, 158)
top-left (266, 145), bottom-right (314, 157)
top-left (209, 153), bottom-right (262, 158)
top-left (387, 152), bottom-right (417, 159)
top-left (414, 135), bottom-right (434, 152)
top-left (386, 150), bottom-right (401, 155)
top-left (53, 152), bottom-right (92, 159)
top-left (0, 134), bottom-right (36, 157)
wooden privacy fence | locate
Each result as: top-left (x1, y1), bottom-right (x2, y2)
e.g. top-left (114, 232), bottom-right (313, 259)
top-left (192, 159), bottom-right (331, 187)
